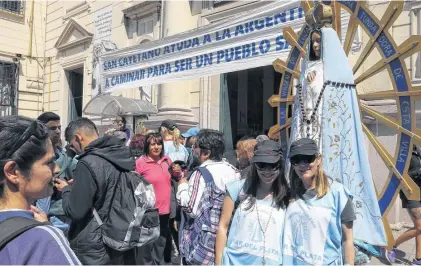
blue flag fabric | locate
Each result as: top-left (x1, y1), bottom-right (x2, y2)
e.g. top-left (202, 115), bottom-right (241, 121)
top-left (320, 28), bottom-right (386, 246)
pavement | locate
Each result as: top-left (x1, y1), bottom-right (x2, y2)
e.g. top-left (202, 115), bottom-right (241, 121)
top-left (370, 229), bottom-right (417, 265)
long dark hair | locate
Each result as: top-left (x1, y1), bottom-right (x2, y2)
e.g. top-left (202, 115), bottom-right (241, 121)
top-left (309, 28), bottom-right (322, 61)
top-left (243, 159), bottom-right (290, 210)
top-left (143, 132), bottom-right (164, 158)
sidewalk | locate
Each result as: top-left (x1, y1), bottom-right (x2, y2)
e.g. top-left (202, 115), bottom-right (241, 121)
top-left (370, 229), bottom-right (415, 265)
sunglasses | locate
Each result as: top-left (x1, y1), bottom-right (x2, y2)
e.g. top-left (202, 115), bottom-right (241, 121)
top-left (255, 162), bottom-right (280, 171)
top-left (290, 155), bottom-right (317, 166)
top-left (7, 121), bottom-right (47, 158)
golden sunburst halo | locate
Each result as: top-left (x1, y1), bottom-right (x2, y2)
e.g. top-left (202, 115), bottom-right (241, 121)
top-left (268, 0), bottom-right (421, 248)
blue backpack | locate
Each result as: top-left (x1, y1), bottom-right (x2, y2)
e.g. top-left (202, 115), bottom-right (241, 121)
top-left (179, 167), bottom-right (225, 265)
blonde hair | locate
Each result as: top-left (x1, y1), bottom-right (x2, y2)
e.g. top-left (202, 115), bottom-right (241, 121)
top-left (290, 155), bottom-right (329, 199)
top-left (164, 127), bottom-right (182, 150)
top-left (236, 139), bottom-right (257, 162)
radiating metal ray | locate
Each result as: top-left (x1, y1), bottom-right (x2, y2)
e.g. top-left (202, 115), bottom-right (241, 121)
top-left (356, 36), bottom-right (421, 84)
top-left (353, 2), bottom-right (403, 74)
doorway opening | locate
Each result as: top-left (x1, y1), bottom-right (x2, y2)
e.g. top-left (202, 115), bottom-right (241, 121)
top-left (66, 67), bottom-right (84, 122)
top-left (221, 65), bottom-right (281, 148)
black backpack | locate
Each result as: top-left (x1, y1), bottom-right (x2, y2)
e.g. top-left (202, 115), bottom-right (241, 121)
top-left (0, 217), bottom-right (49, 250)
top-left (93, 171), bottom-right (160, 251)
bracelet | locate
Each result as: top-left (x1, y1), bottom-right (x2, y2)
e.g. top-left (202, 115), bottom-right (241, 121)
top-left (344, 264), bottom-right (353, 266)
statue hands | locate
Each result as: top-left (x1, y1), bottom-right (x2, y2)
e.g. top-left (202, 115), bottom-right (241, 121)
top-left (307, 71), bottom-right (316, 84)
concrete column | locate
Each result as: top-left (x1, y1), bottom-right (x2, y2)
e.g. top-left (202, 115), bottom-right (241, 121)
top-left (237, 70), bottom-right (248, 136)
top-left (209, 74), bottom-right (221, 130)
top-left (263, 66), bottom-right (274, 130)
top-left (144, 0), bottom-right (198, 131)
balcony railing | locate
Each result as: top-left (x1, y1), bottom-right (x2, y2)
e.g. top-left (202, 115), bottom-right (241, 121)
top-left (0, 0), bottom-right (24, 15)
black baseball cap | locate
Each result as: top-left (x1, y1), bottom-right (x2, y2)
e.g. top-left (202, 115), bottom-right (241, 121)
top-left (161, 119), bottom-right (177, 130)
top-left (251, 140), bottom-right (283, 164)
top-left (288, 138), bottom-right (319, 158)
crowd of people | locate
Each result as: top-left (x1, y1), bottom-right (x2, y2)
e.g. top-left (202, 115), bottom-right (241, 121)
top-left (0, 111), bottom-right (420, 266)
top-left (0, 112), bottom-right (361, 265)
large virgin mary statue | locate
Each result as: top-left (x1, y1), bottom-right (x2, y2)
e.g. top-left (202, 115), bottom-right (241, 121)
top-left (288, 12), bottom-right (387, 246)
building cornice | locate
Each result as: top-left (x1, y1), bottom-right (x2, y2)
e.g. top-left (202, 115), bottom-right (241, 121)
top-left (122, 0), bottom-right (161, 20)
top-left (63, 1), bottom-right (90, 20)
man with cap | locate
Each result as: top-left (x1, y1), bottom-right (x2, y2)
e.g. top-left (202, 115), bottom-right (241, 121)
top-left (181, 127), bottom-right (200, 154)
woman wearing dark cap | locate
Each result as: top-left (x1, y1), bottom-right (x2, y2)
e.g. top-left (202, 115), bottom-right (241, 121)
top-left (215, 140), bottom-right (290, 265)
top-left (283, 138), bottom-right (355, 266)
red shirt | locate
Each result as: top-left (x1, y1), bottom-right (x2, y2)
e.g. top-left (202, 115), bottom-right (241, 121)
top-left (135, 155), bottom-right (172, 215)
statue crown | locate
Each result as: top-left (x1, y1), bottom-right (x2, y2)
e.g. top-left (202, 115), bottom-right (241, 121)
top-left (305, 3), bottom-right (333, 29)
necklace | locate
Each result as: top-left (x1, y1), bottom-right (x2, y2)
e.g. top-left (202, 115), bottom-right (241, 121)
top-left (256, 203), bottom-right (274, 265)
top-left (296, 82), bottom-right (326, 138)
top-left (296, 80), bottom-right (356, 138)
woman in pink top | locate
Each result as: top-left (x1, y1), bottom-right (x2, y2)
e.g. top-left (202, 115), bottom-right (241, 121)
top-left (135, 132), bottom-right (172, 264)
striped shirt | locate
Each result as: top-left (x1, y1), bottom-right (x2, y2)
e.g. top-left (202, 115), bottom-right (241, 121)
top-left (176, 159), bottom-right (240, 217)
top-left (0, 210), bottom-right (81, 265)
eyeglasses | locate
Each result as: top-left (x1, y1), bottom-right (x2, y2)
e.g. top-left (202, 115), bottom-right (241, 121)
top-left (255, 162), bottom-right (279, 171)
top-left (48, 125), bottom-right (61, 131)
top-left (290, 155), bottom-right (317, 166)
top-left (6, 121), bottom-right (47, 158)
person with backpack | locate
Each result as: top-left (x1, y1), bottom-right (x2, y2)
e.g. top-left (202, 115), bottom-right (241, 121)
top-left (135, 132), bottom-right (173, 264)
top-left (177, 129), bottom-right (240, 265)
top-left (55, 118), bottom-right (159, 264)
top-left (215, 140), bottom-right (290, 265)
top-left (0, 116), bottom-right (81, 265)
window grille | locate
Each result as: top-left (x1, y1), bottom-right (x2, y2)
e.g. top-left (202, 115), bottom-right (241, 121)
top-left (0, 0), bottom-right (24, 15)
top-left (0, 62), bottom-right (18, 116)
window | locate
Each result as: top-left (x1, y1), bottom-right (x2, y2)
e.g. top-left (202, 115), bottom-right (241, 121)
top-left (0, 0), bottom-right (24, 15)
top-left (127, 19), bottom-right (136, 39)
top-left (0, 62), bottom-right (18, 116)
top-left (126, 16), bottom-right (156, 39)
top-left (137, 17), bottom-right (155, 37)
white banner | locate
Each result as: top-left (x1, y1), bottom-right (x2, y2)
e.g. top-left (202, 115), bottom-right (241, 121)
top-left (100, 1), bottom-right (305, 93)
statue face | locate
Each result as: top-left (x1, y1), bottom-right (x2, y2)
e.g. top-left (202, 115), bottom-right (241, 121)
top-left (311, 32), bottom-right (321, 58)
